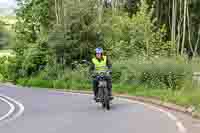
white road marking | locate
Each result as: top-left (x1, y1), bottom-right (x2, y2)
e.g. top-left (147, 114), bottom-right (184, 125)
top-left (176, 122), bottom-right (187, 133)
top-left (0, 94), bottom-right (25, 125)
top-left (0, 97), bottom-right (15, 121)
top-left (50, 90), bottom-right (187, 133)
top-left (120, 98), bottom-right (187, 133)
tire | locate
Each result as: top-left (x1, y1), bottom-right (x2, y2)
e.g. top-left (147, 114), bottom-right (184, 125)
top-left (104, 87), bottom-right (110, 110)
top-left (102, 102), bottom-right (106, 108)
top-left (101, 89), bottom-right (106, 109)
top-left (106, 100), bottom-right (110, 110)
top-left (98, 81), bottom-right (110, 110)
top-left (98, 87), bottom-right (105, 108)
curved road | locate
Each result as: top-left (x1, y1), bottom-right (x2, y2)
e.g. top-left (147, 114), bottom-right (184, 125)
top-left (0, 84), bottom-right (185, 133)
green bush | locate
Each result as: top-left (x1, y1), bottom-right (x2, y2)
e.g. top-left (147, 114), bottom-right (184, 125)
top-left (0, 73), bottom-right (3, 81)
top-left (112, 56), bottom-right (195, 90)
top-left (26, 77), bottom-right (53, 88)
top-left (0, 56), bottom-right (17, 82)
top-left (21, 45), bottom-right (48, 77)
top-left (52, 80), bottom-right (69, 89)
top-left (16, 78), bottom-right (29, 86)
top-left (19, 63), bottom-right (91, 90)
top-left (37, 63), bottom-right (66, 80)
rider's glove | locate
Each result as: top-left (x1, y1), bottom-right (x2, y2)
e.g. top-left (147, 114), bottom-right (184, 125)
top-left (91, 72), bottom-right (96, 78)
top-left (107, 70), bottom-right (112, 75)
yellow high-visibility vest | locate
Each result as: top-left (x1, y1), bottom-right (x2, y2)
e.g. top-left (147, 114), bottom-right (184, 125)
top-left (92, 56), bottom-right (108, 72)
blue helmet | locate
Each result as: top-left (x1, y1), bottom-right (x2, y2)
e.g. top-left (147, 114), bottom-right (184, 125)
top-left (95, 47), bottom-right (103, 54)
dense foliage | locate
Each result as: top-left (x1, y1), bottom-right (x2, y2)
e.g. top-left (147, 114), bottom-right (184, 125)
top-left (1, 0), bottom-right (200, 90)
top-left (0, 0), bottom-right (200, 113)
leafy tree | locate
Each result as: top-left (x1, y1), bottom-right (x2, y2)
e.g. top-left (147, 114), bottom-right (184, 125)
top-left (0, 21), bottom-right (9, 49)
top-left (49, 0), bottom-right (102, 65)
top-left (105, 1), bottom-right (172, 59)
top-left (14, 0), bottom-right (50, 77)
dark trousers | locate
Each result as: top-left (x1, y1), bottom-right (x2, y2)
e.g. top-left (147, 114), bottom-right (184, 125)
top-left (93, 76), bottom-right (112, 97)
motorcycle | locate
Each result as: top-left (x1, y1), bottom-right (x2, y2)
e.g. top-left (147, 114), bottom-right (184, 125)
top-left (77, 60), bottom-right (112, 110)
top-left (95, 70), bottom-right (112, 110)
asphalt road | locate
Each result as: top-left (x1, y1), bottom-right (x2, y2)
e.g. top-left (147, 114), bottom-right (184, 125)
top-left (0, 84), bottom-right (184, 133)
top-left (0, 99), bottom-right (10, 118)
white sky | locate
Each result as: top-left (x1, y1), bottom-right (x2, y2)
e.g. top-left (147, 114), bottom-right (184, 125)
top-left (0, 0), bottom-right (17, 8)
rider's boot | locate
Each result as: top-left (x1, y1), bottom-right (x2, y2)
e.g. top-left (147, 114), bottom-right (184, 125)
top-left (108, 91), bottom-right (114, 100)
top-left (93, 82), bottom-right (99, 102)
top-left (108, 80), bottom-right (113, 100)
top-left (109, 95), bottom-right (114, 100)
top-left (93, 95), bottom-right (99, 102)
top-left (94, 88), bottom-right (100, 102)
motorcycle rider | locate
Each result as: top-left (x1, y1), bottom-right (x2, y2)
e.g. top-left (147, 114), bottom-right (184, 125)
top-left (90, 47), bottom-right (113, 102)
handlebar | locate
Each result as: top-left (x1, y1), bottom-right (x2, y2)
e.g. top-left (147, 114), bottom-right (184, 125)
top-left (81, 60), bottom-right (91, 65)
top-left (93, 70), bottom-right (112, 77)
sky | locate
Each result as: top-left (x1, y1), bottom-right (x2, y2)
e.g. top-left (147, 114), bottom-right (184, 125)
top-left (0, 0), bottom-right (17, 8)
top-left (0, 0), bottom-right (17, 15)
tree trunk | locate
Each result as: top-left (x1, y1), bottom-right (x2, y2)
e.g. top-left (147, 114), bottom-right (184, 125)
top-left (155, 0), bottom-right (160, 24)
top-left (187, 3), bottom-right (194, 54)
top-left (181, 0), bottom-right (187, 55)
top-left (194, 27), bottom-right (200, 56)
top-left (171, 0), bottom-right (177, 42)
top-left (55, 0), bottom-right (59, 24)
top-left (171, 0), bottom-right (177, 53)
top-left (177, 0), bottom-right (183, 55)
top-left (98, 0), bottom-right (104, 31)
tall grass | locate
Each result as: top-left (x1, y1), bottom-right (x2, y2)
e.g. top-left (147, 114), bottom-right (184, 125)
top-left (112, 56), bottom-right (200, 90)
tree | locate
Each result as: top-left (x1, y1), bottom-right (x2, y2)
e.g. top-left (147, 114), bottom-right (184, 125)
top-left (48, 0), bottom-right (103, 65)
top-left (14, 0), bottom-right (50, 77)
top-left (0, 21), bottom-right (9, 49)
